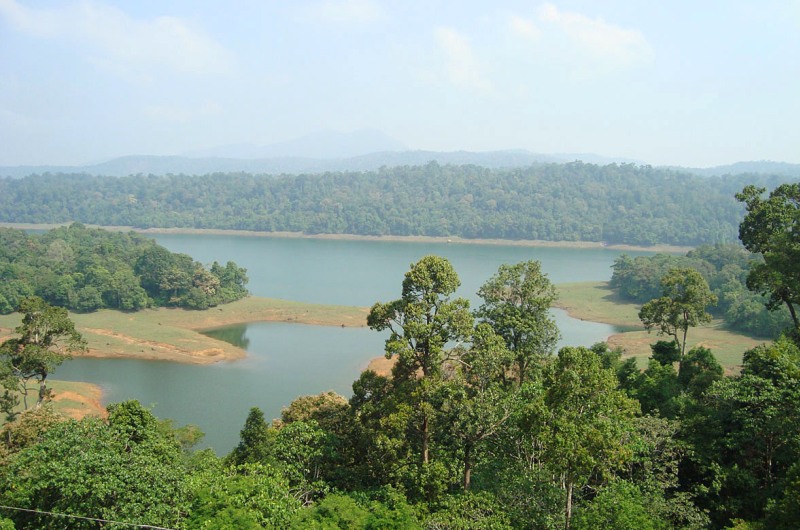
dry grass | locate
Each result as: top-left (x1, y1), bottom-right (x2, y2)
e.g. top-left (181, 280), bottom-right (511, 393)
top-left (3, 380), bottom-right (106, 425)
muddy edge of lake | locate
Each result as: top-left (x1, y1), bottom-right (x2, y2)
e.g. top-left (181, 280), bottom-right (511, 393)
top-left (0, 223), bottom-right (693, 254)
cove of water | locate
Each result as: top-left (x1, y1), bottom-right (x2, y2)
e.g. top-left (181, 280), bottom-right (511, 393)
top-left (55, 234), bottom-right (651, 453)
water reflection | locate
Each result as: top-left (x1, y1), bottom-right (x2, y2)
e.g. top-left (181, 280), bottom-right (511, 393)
top-left (204, 324), bottom-right (250, 350)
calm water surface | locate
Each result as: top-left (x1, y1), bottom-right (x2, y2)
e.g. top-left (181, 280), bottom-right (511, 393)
top-left (56, 234), bottom-right (651, 453)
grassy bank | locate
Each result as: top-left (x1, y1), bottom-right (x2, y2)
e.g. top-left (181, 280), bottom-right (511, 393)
top-left (555, 281), bottom-right (766, 369)
top-left (0, 296), bottom-right (368, 365)
top-left (0, 283), bottom-right (767, 416)
top-left (1, 297), bottom-right (368, 421)
top-left (2, 380), bottom-right (106, 425)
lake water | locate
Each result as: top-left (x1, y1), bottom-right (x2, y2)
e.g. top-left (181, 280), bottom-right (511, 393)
top-left (56, 234), bottom-right (651, 453)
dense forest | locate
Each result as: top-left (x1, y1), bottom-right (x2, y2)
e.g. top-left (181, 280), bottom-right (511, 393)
top-left (1, 254), bottom-right (798, 529)
top-left (610, 244), bottom-right (793, 337)
top-left (0, 162), bottom-right (795, 246)
top-left (0, 183), bottom-right (798, 529)
top-left (0, 224), bottom-right (248, 314)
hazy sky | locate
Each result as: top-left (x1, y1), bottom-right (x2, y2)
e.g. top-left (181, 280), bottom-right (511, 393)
top-left (1, 0), bottom-right (799, 167)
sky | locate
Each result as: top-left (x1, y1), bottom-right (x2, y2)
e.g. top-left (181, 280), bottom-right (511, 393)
top-left (1, 0), bottom-right (799, 168)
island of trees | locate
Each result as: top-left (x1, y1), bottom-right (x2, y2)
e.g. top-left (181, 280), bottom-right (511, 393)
top-left (0, 183), bottom-right (798, 529)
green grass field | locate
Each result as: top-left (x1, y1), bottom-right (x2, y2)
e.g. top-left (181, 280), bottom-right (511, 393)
top-left (555, 281), bottom-right (767, 369)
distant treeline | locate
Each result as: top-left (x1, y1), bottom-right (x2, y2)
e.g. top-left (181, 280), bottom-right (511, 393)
top-left (0, 162), bottom-right (795, 246)
top-left (610, 244), bottom-right (793, 337)
top-left (0, 224), bottom-right (248, 314)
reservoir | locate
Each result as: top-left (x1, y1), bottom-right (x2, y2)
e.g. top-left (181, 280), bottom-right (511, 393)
top-left (56, 234), bottom-right (652, 453)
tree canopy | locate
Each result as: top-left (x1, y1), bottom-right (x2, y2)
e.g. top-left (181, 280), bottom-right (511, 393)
top-left (0, 163), bottom-right (792, 246)
top-left (736, 183), bottom-right (800, 329)
top-left (0, 223), bottom-right (248, 314)
top-left (639, 268), bottom-right (717, 360)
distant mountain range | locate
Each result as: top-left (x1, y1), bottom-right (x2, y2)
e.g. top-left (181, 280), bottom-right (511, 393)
top-left (0, 151), bottom-right (649, 178)
top-left (1, 129), bottom-right (798, 178)
top-left (666, 161), bottom-right (800, 178)
top-left (182, 129), bottom-right (408, 159)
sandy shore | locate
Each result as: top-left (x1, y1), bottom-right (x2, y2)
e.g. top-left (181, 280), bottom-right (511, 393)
top-left (0, 223), bottom-right (693, 254)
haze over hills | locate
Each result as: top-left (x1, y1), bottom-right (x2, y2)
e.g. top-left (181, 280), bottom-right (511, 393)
top-left (0, 129), bottom-right (798, 179)
top-left (183, 129), bottom-right (409, 159)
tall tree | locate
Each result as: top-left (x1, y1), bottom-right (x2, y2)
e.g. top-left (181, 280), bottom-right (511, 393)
top-left (0, 296), bottom-right (86, 416)
top-left (736, 183), bottom-right (800, 330)
top-left (540, 347), bottom-right (640, 530)
top-left (367, 255), bottom-right (473, 466)
top-left (639, 268), bottom-right (717, 361)
top-left (685, 337), bottom-right (800, 526)
top-left (476, 260), bottom-right (560, 386)
top-left (438, 323), bottom-right (515, 491)
top-left (229, 407), bottom-right (272, 466)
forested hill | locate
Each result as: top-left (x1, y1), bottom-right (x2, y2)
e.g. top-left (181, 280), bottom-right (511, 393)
top-left (1, 162), bottom-right (795, 246)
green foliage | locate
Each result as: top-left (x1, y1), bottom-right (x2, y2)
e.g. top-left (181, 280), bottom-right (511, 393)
top-left (632, 359), bottom-right (681, 418)
top-left (0, 224), bottom-right (248, 315)
top-left (0, 401), bottom-right (189, 529)
top-left (499, 346), bottom-right (641, 529)
top-left (611, 245), bottom-right (793, 337)
top-left (280, 391), bottom-right (349, 431)
top-left (425, 491), bottom-right (513, 529)
top-left (639, 267), bottom-right (717, 358)
top-left (650, 340), bottom-right (681, 365)
top-left (572, 480), bottom-right (669, 530)
top-left (684, 338), bottom-right (800, 526)
top-left (1, 163), bottom-right (787, 246)
top-left (188, 461), bottom-right (300, 530)
top-left (678, 346), bottom-right (724, 397)
top-left (367, 255), bottom-right (473, 477)
top-left (345, 370), bottom-right (413, 490)
top-left (289, 489), bottom-right (422, 530)
top-left (0, 406), bottom-right (64, 463)
top-left (2, 247), bottom-right (799, 529)
top-left (271, 419), bottom-right (333, 503)
top-left (763, 461), bottom-right (800, 530)
top-left (228, 407), bottom-right (272, 466)
top-left (625, 415), bottom-right (709, 529)
top-left (437, 324), bottom-right (515, 491)
top-left (368, 255), bottom-right (472, 380)
top-left (737, 183), bottom-right (800, 329)
top-left (476, 260), bottom-right (559, 386)
top-left (0, 296), bottom-right (86, 416)
top-left (289, 494), bottom-right (370, 529)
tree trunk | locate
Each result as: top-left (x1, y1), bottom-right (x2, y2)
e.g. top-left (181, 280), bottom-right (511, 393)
top-left (787, 300), bottom-right (799, 330)
top-left (565, 479), bottom-right (574, 530)
top-left (36, 377), bottom-right (48, 408)
top-left (422, 413), bottom-right (429, 465)
top-left (463, 443), bottom-right (473, 491)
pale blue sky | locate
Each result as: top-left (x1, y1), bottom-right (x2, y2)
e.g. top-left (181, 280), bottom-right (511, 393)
top-left (1, 0), bottom-right (798, 167)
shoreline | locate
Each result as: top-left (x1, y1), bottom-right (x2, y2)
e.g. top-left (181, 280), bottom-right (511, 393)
top-left (1, 297), bottom-right (369, 367)
top-left (0, 222), bottom-right (693, 254)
